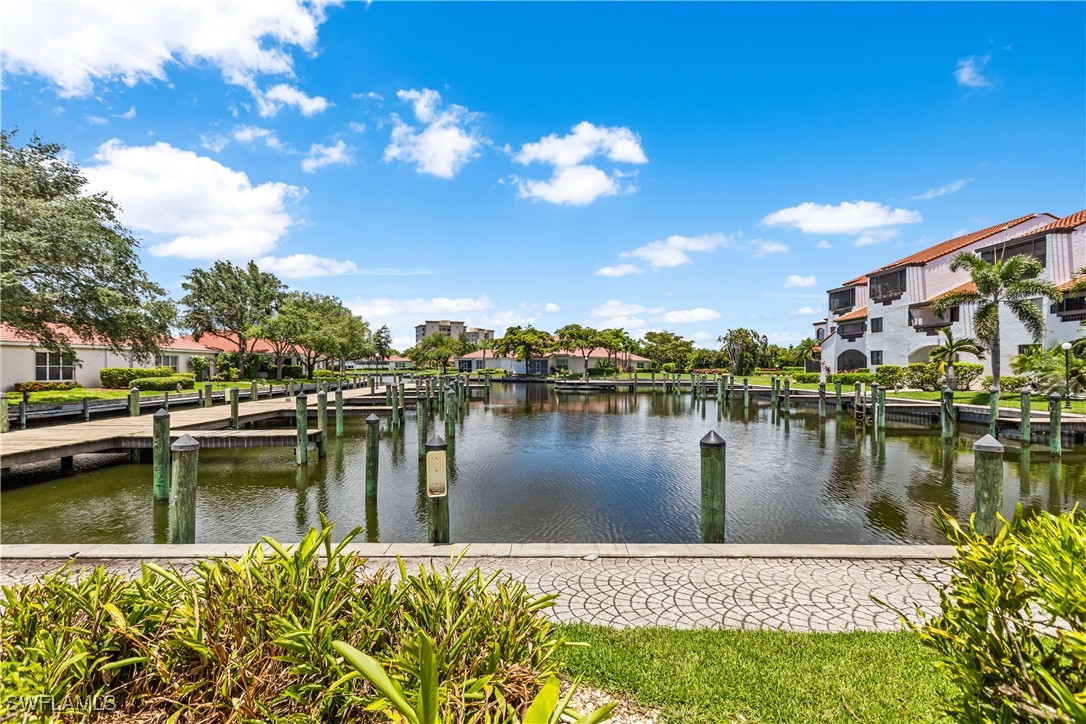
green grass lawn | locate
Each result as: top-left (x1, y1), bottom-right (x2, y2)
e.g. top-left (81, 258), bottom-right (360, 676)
top-left (5, 380), bottom-right (324, 406)
top-left (890, 389), bottom-right (1086, 414)
top-left (558, 624), bottom-right (952, 723)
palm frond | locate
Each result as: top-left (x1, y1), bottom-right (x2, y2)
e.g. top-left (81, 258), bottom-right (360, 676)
top-left (1006, 298), bottom-right (1047, 342)
top-left (999, 254), bottom-right (1045, 283)
top-left (972, 300), bottom-right (1000, 342)
top-left (932, 292), bottom-right (982, 317)
top-left (948, 252), bottom-right (985, 274)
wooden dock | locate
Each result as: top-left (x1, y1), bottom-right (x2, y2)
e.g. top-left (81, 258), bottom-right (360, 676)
top-left (0, 383), bottom-right (413, 469)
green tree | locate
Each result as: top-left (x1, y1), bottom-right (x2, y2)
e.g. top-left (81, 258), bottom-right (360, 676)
top-left (789, 338), bottom-right (818, 369)
top-left (932, 253), bottom-right (1062, 391)
top-left (277, 292), bottom-right (349, 378)
top-left (373, 325), bottom-right (393, 363)
top-left (641, 330), bottom-right (693, 370)
top-left (417, 332), bottom-right (462, 373)
top-left (327, 313), bottom-right (373, 372)
top-left (181, 260), bottom-right (284, 379)
top-left (555, 324), bottom-right (601, 377)
top-left (494, 326), bottom-right (553, 375)
top-left (255, 297), bottom-right (305, 380)
top-left (598, 328), bottom-right (633, 371)
top-left (718, 328), bottom-right (768, 376)
top-left (928, 328), bottom-right (986, 389)
top-left (0, 130), bottom-right (175, 361)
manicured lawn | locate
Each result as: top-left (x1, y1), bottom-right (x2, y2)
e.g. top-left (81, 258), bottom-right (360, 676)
top-left (558, 624), bottom-right (952, 723)
top-left (4, 380), bottom-right (323, 406)
top-left (891, 389), bottom-right (1086, 414)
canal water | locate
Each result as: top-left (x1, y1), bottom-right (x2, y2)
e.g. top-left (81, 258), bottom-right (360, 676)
top-left (2, 384), bottom-right (1083, 545)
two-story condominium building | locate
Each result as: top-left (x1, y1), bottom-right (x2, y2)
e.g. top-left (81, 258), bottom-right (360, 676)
top-left (817, 210), bottom-right (1085, 377)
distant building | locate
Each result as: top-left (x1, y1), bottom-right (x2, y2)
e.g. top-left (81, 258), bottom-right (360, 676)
top-left (415, 320), bottom-right (466, 345)
top-left (464, 327), bottom-right (494, 345)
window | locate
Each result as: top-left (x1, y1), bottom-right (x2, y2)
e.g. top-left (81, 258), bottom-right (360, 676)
top-left (870, 269), bottom-right (907, 301)
top-left (829, 288), bottom-right (856, 312)
top-left (980, 238), bottom-right (1046, 267)
top-left (35, 352), bottom-right (75, 381)
top-left (155, 354), bottom-right (179, 372)
top-left (839, 322), bottom-right (866, 340)
top-left (950, 306), bottom-right (960, 323)
top-left (870, 318), bottom-right (883, 333)
top-left (555, 358), bottom-right (569, 371)
top-left (815, 328), bottom-right (825, 341)
top-left (475, 360), bottom-right (485, 370)
top-left (871, 351), bottom-right (884, 366)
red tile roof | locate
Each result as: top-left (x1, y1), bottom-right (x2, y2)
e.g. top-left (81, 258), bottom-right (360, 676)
top-left (869, 213), bottom-right (1042, 273)
top-left (910, 281), bottom-right (979, 308)
top-left (1, 323), bottom-right (217, 353)
top-left (843, 275), bottom-right (868, 286)
top-left (835, 306), bottom-right (868, 322)
top-left (1032, 208), bottom-right (1086, 234)
top-left (1056, 274), bottom-right (1086, 292)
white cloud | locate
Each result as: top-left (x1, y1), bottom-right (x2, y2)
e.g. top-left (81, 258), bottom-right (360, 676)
top-left (912, 178), bottom-right (973, 200)
top-left (391, 335), bottom-right (414, 349)
top-left (543, 302), bottom-right (561, 313)
top-left (384, 88), bottom-right (484, 178)
top-left (84, 140), bottom-right (301, 259)
top-left (511, 121), bottom-right (646, 206)
top-left (784, 274), bottom-right (817, 288)
top-left (3, 1), bottom-right (333, 97)
top-left (232, 125), bottom-right (284, 151)
top-left (477, 310), bottom-right (540, 329)
top-left (514, 165), bottom-right (619, 206)
top-left (256, 83), bottom-right (331, 117)
top-left (595, 263), bottom-right (643, 277)
top-left (752, 239), bottom-right (789, 257)
top-left (955, 54), bottom-right (991, 88)
top-left (855, 226), bottom-right (901, 247)
top-left (352, 91), bottom-right (384, 103)
top-left (118, 106), bottom-right (136, 119)
top-left (256, 254), bottom-right (359, 278)
top-left (691, 331), bottom-right (712, 343)
top-left (85, 114), bottom-right (108, 125)
top-left (589, 300), bottom-right (663, 320)
top-left (791, 306), bottom-right (818, 315)
top-left (768, 331), bottom-right (806, 344)
top-left (348, 122), bottom-right (367, 134)
top-left (349, 296), bottom-right (493, 320)
top-left (764, 201), bottom-right (922, 235)
top-left (660, 308), bottom-right (720, 324)
top-left (816, 240), bottom-right (832, 249)
top-left (301, 140), bottom-right (354, 173)
top-left (620, 233), bottom-right (735, 269)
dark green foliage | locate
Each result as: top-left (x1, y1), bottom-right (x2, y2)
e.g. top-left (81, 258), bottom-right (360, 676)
top-left (952, 362), bottom-right (985, 391)
top-left (314, 369), bottom-right (338, 380)
top-left (1, 524), bottom-right (574, 721)
top-left (282, 364), bottom-right (304, 379)
top-left (874, 365), bottom-right (904, 388)
top-left (185, 355), bottom-right (210, 381)
top-left (983, 374), bottom-right (1030, 393)
top-left (903, 363), bottom-right (942, 391)
top-left (718, 328), bottom-right (768, 376)
top-left (129, 375), bottom-right (195, 391)
top-left (99, 366), bottom-right (174, 389)
top-left (794, 373), bottom-right (820, 383)
top-left (11, 381), bottom-right (83, 392)
top-left (886, 508), bottom-right (1085, 723)
top-left (0, 131), bottom-right (175, 362)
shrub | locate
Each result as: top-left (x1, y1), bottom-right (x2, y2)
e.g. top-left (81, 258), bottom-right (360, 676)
top-left (478, 367), bottom-right (507, 375)
top-left (99, 366), bottom-right (174, 388)
top-left (794, 373), bottom-right (820, 383)
top-left (281, 364), bottom-right (303, 379)
top-left (314, 369), bottom-right (338, 380)
top-left (661, 363), bottom-right (677, 373)
top-left (886, 508), bottom-right (1086, 722)
top-left (983, 374), bottom-right (1031, 393)
top-left (952, 362), bottom-right (984, 391)
top-left (186, 356), bottom-right (211, 382)
top-left (11, 381), bottom-right (83, 392)
top-left (0, 524), bottom-right (593, 721)
top-left (904, 362), bottom-right (942, 391)
top-left (835, 371), bottom-right (876, 385)
top-left (874, 365), bottom-right (904, 388)
top-left (129, 375), bottom-right (196, 391)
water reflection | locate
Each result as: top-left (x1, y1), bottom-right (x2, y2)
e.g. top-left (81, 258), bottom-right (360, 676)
top-left (1, 383), bottom-right (1083, 545)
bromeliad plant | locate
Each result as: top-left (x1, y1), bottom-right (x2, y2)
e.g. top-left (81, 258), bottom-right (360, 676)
top-left (884, 507), bottom-right (1085, 723)
top-left (1, 519), bottom-right (607, 722)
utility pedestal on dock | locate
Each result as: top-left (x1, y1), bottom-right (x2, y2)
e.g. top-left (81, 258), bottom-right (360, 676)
top-left (426, 434), bottom-right (450, 544)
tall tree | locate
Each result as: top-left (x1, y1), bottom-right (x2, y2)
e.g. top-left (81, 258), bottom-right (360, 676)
top-left (932, 253), bottom-right (1062, 391)
top-left (278, 292), bottom-right (348, 378)
top-left (494, 325), bottom-right (553, 375)
top-left (0, 131), bottom-right (175, 361)
top-left (718, 328), bottom-right (768, 376)
top-left (255, 312), bottom-right (299, 381)
top-left (373, 325), bottom-right (393, 363)
top-left (928, 328), bottom-right (985, 390)
top-left (598, 328), bottom-right (633, 371)
top-left (555, 324), bottom-right (600, 377)
top-left (327, 313), bottom-right (373, 372)
top-left (181, 260), bottom-right (284, 379)
top-left (417, 332), bottom-right (462, 373)
top-left (641, 330), bottom-right (693, 370)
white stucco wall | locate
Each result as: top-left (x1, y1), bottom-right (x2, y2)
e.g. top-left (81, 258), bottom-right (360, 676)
top-left (1, 343), bottom-right (215, 390)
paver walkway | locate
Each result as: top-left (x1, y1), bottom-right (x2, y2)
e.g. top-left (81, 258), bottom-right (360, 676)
top-left (0, 553), bottom-right (949, 633)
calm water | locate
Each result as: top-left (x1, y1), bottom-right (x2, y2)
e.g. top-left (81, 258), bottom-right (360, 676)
top-left (2, 384), bottom-right (1083, 545)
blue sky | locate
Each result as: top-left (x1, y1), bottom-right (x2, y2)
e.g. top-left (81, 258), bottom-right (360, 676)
top-left (4, 1), bottom-right (1084, 350)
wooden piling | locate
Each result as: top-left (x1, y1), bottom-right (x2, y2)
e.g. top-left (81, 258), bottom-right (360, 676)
top-left (425, 433), bottom-right (450, 544)
top-left (335, 386), bottom-right (344, 437)
top-left (391, 384), bottom-right (400, 427)
top-left (317, 390), bottom-right (328, 458)
top-left (82, 397), bottom-right (91, 422)
top-left (295, 394), bottom-right (308, 465)
top-left (1019, 390), bottom-right (1031, 444)
top-left (168, 434), bottom-right (200, 544)
top-left (834, 380), bottom-right (842, 414)
top-left (770, 376), bottom-right (778, 407)
top-left (782, 379), bottom-right (791, 413)
top-left (288, 378), bottom-right (295, 397)
top-left (742, 377), bottom-right (749, 408)
top-left (818, 382), bottom-right (826, 419)
top-left (251, 379), bottom-right (258, 402)
top-left (972, 434), bottom-right (1004, 538)
top-left (230, 387), bottom-right (239, 430)
top-left (365, 413), bottom-right (379, 500)
top-left (444, 386), bottom-right (455, 440)
top-left (1049, 394), bottom-right (1062, 457)
top-left (0, 396), bottom-right (8, 433)
top-left (417, 394), bottom-right (427, 459)
top-left (877, 386), bottom-right (887, 429)
top-left (152, 408), bottom-right (170, 502)
top-left (204, 382), bottom-right (214, 407)
top-left (700, 430), bottom-right (726, 544)
top-left (854, 382), bottom-right (863, 419)
top-left (128, 387), bottom-right (140, 417)
top-left (941, 387), bottom-right (956, 440)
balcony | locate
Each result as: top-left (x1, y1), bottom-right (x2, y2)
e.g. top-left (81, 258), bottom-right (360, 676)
top-left (838, 322), bottom-right (866, 341)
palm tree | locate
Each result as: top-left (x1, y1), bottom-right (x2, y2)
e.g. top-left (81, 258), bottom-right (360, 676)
top-left (932, 253), bottom-right (1062, 392)
top-left (928, 327), bottom-right (985, 390)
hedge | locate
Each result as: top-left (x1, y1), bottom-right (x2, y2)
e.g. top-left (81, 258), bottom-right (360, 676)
top-left (314, 369), bottom-right (339, 380)
top-left (130, 375), bottom-right (196, 391)
top-left (903, 363), bottom-right (942, 392)
top-left (795, 373), bottom-right (820, 383)
top-left (834, 371), bottom-right (876, 384)
top-left (951, 363), bottom-right (985, 391)
top-left (874, 365), bottom-right (904, 388)
top-left (983, 375), bottom-right (1031, 393)
top-left (281, 364), bottom-right (303, 379)
top-left (100, 366), bottom-right (174, 389)
top-left (11, 381), bottom-right (84, 392)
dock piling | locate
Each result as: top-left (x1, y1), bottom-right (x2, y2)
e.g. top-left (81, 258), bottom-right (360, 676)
top-left (83, 397), bottom-right (91, 422)
top-left (941, 387), bottom-right (956, 440)
top-left (1, 396), bottom-right (8, 433)
top-left (834, 380), bottom-right (842, 414)
top-left (1049, 394), bottom-right (1062, 457)
top-left (365, 413), bottom-right (379, 500)
top-left (168, 434), bottom-right (200, 544)
top-left (128, 387), bottom-right (140, 417)
top-left (295, 394), bottom-right (308, 465)
top-left (877, 386), bottom-right (887, 429)
top-left (153, 408), bottom-right (171, 502)
top-left (972, 434), bottom-right (1004, 538)
top-left (230, 387), bottom-right (239, 430)
top-left (335, 386), bottom-right (344, 437)
top-left (988, 386), bottom-right (999, 438)
top-left (818, 382), bottom-right (826, 419)
top-left (205, 382), bottom-right (214, 407)
top-left (317, 390), bottom-right (328, 458)
top-left (1020, 390), bottom-right (1031, 444)
top-left (700, 430), bottom-right (726, 544)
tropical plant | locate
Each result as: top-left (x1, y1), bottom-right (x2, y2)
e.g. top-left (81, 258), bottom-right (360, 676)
top-left (718, 328), bottom-right (768, 376)
top-left (597, 328), bottom-right (633, 371)
top-left (641, 330), bottom-right (693, 371)
top-left (0, 131), bottom-right (176, 363)
top-left (883, 507), bottom-right (1085, 723)
top-left (416, 332), bottom-right (463, 373)
top-left (556, 324), bottom-right (601, 378)
top-left (494, 326), bottom-right (553, 375)
top-left (931, 253), bottom-right (1062, 391)
top-left (185, 355), bottom-right (211, 382)
top-left (790, 338), bottom-right (818, 369)
top-left (928, 328), bottom-right (985, 390)
top-left (1011, 343), bottom-right (1086, 396)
